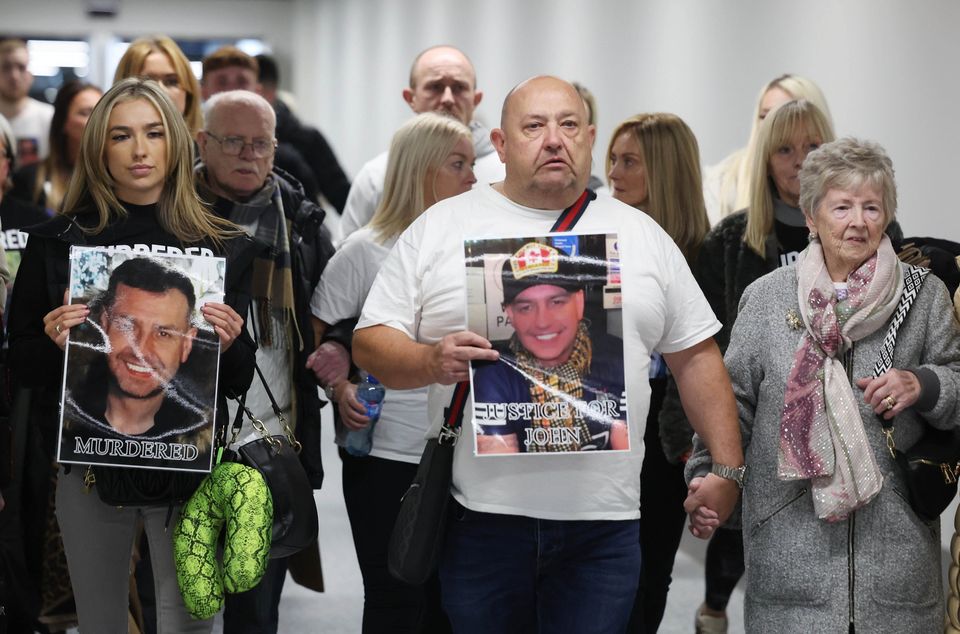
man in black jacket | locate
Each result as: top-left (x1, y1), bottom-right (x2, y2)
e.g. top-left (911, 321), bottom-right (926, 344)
top-left (195, 89), bottom-right (334, 634)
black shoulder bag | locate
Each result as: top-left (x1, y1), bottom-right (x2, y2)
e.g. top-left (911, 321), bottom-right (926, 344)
top-left (876, 265), bottom-right (960, 521)
top-left (225, 362), bottom-right (319, 558)
top-left (386, 189), bottom-right (597, 585)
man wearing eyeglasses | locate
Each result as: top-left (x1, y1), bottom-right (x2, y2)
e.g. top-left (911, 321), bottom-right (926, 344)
top-left (195, 89), bottom-right (335, 634)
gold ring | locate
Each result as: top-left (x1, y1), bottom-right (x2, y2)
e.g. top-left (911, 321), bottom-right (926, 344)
top-left (55, 323), bottom-right (62, 335)
top-left (883, 395), bottom-right (896, 411)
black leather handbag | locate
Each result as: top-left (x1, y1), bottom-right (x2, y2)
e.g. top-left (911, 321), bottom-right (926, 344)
top-left (876, 266), bottom-right (960, 522)
top-left (387, 381), bottom-right (468, 585)
top-left (227, 364), bottom-right (318, 559)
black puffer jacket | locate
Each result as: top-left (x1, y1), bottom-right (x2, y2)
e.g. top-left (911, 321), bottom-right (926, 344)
top-left (200, 167), bottom-right (336, 488)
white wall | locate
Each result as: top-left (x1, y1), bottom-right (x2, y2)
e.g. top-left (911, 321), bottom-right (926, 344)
top-left (5, 0), bottom-right (960, 238)
top-left (293, 0), bottom-right (960, 240)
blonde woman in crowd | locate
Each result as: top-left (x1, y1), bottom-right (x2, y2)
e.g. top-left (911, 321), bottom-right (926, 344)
top-left (307, 112), bottom-right (475, 633)
top-left (703, 74), bottom-right (831, 224)
top-left (7, 78), bottom-right (251, 633)
top-left (605, 112), bottom-right (710, 633)
top-left (114, 35), bottom-right (203, 136)
top-left (691, 99), bottom-right (838, 633)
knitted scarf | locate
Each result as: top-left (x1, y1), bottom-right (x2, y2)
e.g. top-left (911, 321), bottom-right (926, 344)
top-left (779, 235), bottom-right (902, 521)
top-left (511, 321), bottom-right (593, 452)
top-left (224, 177), bottom-right (298, 350)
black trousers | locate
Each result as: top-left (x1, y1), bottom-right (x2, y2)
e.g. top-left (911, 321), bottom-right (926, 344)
top-left (628, 378), bottom-right (688, 633)
top-left (340, 448), bottom-right (450, 634)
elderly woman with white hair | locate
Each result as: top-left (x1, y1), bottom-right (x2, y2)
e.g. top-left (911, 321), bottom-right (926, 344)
top-left (688, 137), bottom-right (960, 633)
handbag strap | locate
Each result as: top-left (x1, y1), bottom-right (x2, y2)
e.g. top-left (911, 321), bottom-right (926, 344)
top-left (550, 189), bottom-right (596, 232)
top-left (874, 265), bottom-right (929, 446)
top-left (873, 265), bottom-right (929, 379)
top-left (442, 189), bottom-right (597, 444)
top-left (221, 361), bottom-right (301, 462)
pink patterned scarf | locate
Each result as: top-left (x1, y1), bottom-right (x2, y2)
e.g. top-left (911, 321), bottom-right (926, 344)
top-left (778, 235), bottom-right (902, 521)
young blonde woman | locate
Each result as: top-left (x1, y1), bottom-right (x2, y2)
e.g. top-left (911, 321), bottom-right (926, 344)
top-left (703, 74), bottom-right (832, 224)
top-left (307, 111), bottom-right (475, 633)
top-left (6, 78), bottom-right (252, 633)
top-left (605, 112), bottom-right (710, 633)
top-left (688, 98), bottom-right (839, 634)
top-left (114, 35), bottom-right (203, 136)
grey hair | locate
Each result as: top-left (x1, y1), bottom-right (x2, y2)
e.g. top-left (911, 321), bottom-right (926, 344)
top-left (202, 89), bottom-right (276, 136)
top-left (798, 137), bottom-right (897, 226)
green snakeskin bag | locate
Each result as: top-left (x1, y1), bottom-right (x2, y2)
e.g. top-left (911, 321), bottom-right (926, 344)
top-left (173, 461), bottom-right (273, 620)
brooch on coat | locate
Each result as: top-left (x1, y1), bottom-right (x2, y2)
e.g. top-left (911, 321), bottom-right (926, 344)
top-left (786, 309), bottom-right (803, 331)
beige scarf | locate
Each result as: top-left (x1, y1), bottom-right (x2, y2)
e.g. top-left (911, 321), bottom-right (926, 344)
top-left (779, 236), bottom-right (902, 521)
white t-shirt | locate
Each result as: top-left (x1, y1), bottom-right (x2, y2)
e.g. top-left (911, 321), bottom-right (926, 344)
top-left (311, 226), bottom-right (429, 463)
top-left (358, 184), bottom-right (721, 520)
top-left (10, 98), bottom-right (53, 164)
top-left (338, 125), bottom-right (506, 241)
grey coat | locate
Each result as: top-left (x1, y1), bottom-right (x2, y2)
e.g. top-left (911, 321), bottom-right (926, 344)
top-left (689, 263), bottom-right (960, 633)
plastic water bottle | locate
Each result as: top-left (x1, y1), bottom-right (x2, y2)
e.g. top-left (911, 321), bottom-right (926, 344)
top-left (344, 374), bottom-right (385, 456)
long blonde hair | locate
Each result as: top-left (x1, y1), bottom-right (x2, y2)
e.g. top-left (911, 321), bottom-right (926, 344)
top-left (114, 36), bottom-right (203, 136)
top-left (743, 99), bottom-right (835, 256)
top-left (606, 113), bottom-right (709, 263)
top-left (61, 78), bottom-right (235, 244)
top-left (718, 74), bottom-right (833, 219)
top-left (368, 113), bottom-right (472, 243)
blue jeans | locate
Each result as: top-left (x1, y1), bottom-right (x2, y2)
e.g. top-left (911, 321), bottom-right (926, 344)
top-left (439, 501), bottom-right (641, 634)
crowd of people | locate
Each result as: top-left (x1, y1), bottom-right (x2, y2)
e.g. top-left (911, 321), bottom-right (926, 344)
top-left (1, 33), bottom-right (959, 634)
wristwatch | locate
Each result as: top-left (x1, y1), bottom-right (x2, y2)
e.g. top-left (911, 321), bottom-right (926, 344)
top-left (711, 463), bottom-right (747, 489)
top-left (324, 384), bottom-right (336, 400)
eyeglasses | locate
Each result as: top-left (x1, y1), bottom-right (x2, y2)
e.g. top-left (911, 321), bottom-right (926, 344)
top-left (204, 132), bottom-right (276, 158)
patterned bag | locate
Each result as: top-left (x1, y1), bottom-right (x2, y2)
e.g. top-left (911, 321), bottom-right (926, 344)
top-left (876, 265), bottom-right (960, 521)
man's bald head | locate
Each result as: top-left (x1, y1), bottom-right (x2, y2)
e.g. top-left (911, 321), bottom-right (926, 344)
top-left (203, 89), bottom-right (276, 135)
top-left (499, 76), bottom-right (588, 129)
top-left (490, 76), bottom-right (595, 210)
top-left (409, 45), bottom-right (476, 88)
top-left (403, 45), bottom-right (482, 125)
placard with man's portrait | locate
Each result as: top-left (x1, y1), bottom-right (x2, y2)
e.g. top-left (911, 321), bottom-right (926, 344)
top-left (464, 232), bottom-right (629, 456)
top-left (57, 247), bottom-right (226, 472)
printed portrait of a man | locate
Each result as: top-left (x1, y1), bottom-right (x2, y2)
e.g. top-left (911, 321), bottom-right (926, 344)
top-left (58, 248), bottom-right (224, 471)
top-left (466, 234), bottom-right (628, 455)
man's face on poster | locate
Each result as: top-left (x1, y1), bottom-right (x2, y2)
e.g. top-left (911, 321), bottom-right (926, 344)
top-left (100, 283), bottom-right (198, 399)
top-left (505, 284), bottom-right (585, 368)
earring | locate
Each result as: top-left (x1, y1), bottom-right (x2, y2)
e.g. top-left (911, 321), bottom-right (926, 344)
top-left (808, 232), bottom-right (818, 243)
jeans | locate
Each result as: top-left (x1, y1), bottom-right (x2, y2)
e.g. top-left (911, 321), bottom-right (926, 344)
top-left (440, 501), bottom-right (641, 634)
top-left (222, 556), bottom-right (288, 633)
top-left (340, 448), bottom-right (449, 634)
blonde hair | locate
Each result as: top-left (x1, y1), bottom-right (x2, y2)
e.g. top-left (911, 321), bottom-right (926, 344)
top-left (114, 36), bottom-right (203, 136)
top-left (368, 113), bottom-right (472, 243)
top-left (717, 74), bottom-right (833, 219)
top-left (606, 113), bottom-right (709, 263)
top-left (743, 99), bottom-right (835, 256)
top-left (61, 78), bottom-right (236, 244)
